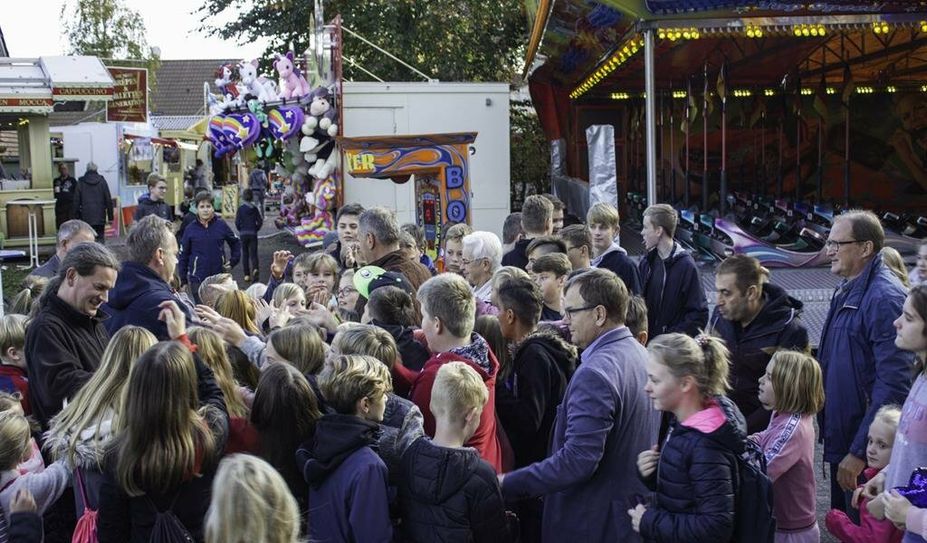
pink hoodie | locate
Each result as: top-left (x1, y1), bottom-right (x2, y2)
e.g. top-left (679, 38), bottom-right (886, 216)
top-left (825, 467), bottom-right (903, 543)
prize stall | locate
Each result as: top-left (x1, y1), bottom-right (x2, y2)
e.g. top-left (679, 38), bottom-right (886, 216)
top-left (0, 56), bottom-right (114, 247)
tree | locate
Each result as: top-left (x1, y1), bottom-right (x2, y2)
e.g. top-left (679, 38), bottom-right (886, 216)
top-left (196, 0), bottom-right (527, 83)
top-left (510, 99), bottom-right (550, 209)
top-left (60, 0), bottom-right (150, 59)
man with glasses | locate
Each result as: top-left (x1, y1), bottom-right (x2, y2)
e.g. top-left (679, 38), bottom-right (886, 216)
top-left (560, 224), bottom-right (593, 272)
top-left (460, 231), bottom-right (502, 305)
top-left (500, 268), bottom-right (659, 542)
top-left (133, 173), bottom-right (173, 222)
top-left (818, 210), bottom-right (912, 515)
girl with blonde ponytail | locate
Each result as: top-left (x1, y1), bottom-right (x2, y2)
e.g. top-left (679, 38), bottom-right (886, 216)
top-left (629, 332), bottom-right (749, 543)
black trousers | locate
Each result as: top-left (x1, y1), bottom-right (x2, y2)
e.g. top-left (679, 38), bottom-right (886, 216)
top-left (92, 224), bottom-right (105, 244)
top-left (241, 234), bottom-right (259, 277)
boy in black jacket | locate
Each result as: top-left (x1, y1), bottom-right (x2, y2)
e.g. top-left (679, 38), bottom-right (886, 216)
top-left (235, 189), bottom-right (263, 281)
top-left (399, 362), bottom-right (508, 543)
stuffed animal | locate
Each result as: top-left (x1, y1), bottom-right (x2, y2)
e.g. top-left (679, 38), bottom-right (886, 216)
top-left (214, 64), bottom-right (241, 104)
top-left (238, 59), bottom-right (278, 103)
top-left (307, 150), bottom-right (340, 181)
top-left (294, 175), bottom-right (336, 247)
top-left (274, 51), bottom-right (311, 100)
top-left (303, 87), bottom-right (339, 137)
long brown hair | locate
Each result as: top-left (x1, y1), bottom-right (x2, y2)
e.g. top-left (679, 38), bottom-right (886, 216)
top-left (114, 341), bottom-right (219, 496)
top-left (268, 325), bottom-right (325, 375)
top-left (188, 327), bottom-right (248, 418)
top-left (215, 290), bottom-right (260, 334)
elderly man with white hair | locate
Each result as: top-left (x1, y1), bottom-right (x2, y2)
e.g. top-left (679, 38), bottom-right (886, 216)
top-left (461, 231), bottom-right (503, 304)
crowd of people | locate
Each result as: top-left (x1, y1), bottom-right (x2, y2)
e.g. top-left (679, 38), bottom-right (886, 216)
top-left (1, 187), bottom-right (927, 543)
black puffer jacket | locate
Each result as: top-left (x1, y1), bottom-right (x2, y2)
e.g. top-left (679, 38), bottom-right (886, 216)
top-left (495, 330), bottom-right (577, 468)
top-left (640, 396), bottom-right (746, 543)
top-left (707, 282), bottom-right (810, 433)
top-left (73, 171), bottom-right (114, 226)
top-left (398, 437), bottom-right (508, 543)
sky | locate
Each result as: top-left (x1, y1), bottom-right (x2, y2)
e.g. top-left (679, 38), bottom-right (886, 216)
top-left (4, 0), bottom-right (272, 60)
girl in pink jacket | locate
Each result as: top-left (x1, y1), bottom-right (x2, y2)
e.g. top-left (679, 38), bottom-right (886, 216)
top-left (751, 350), bottom-right (824, 543)
top-left (826, 405), bottom-right (903, 543)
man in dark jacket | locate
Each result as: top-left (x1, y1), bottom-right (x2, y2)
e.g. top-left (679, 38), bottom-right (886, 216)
top-left (24, 243), bottom-right (120, 428)
top-left (399, 362), bottom-right (508, 543)
top-left (73, 162), bottom-right (114, 243)
top-left (103, 215), bottom-right (192, 340)
top-left (247, 165), bottom-right (267, 218)
top-left (53, 163), bottom-right (77, 228)
top-left (707, 255), bottom-right (810, 434)
top-left (355, 207), bottom-right (431, 316)
top-left (818, 210), bottom-right (913, 512)
top-left (132, 173), bottom-right (172, 222)
top-left (235, 189), bottom-right (263, 281)
top-left (639, 204), bottom-right (708, 337)
top-left (502, 195), bottom-right (553, 270)
top-left (501, 269), bottom-right (659, 542)
top-left (29, 219), bottom-right (96, 280)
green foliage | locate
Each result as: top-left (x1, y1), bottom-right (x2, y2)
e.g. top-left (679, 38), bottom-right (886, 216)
top-left (196, 0), bottom-right (527, 83)
top-left (510, 100), bottom-right (549, 209)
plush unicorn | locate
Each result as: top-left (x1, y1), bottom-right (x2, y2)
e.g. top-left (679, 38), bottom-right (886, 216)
top-left (214, 64), bottom-right (241, 104)
top-left (238, 59), bottom-right (278, 103)
top-left (274, 51), bottom-right (311, 100)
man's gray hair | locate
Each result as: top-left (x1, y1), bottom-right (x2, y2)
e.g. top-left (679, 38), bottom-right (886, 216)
top-left (86, 162), bottom-right (98, 172)
top-left (126, 215), bottom-right (174, 265)
top-left (42, 242), bottom-right (120, 306)
top-left (359, 207), bottom-right (400, 246)
top-left (462, 231), bottom-right (503, 271)
top-left (57, 219), bottom-right (95, 246)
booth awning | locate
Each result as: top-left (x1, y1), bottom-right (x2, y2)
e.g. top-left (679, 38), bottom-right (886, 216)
top-left (0, 56), bottom-right (114, 114)
top-left (123, 133), bottom-right (178, 148)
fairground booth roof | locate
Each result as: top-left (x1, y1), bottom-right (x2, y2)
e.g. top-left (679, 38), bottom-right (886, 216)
top-left (525, 0), bottom-right (927, 105)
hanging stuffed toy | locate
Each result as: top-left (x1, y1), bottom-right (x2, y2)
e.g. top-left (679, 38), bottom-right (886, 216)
top-left (274, 51), bottom-right (311, 100)
top-left (238, 59), bottom-right (278, 103)
top-left (214, 64), bottom-right (241, 106)
top-left (294, 175), bottom-right (336, 247)
top-left (302, 87), bottom-right (339, 137)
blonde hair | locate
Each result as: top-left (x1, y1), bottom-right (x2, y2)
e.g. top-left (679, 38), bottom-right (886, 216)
top-left (0, 411), bottom-right (31, 470)
top-left (881, 247), bottom-right (910, 288)
top-left (205, 454), bottom-right (300, 543)
top-left (491, 266), bottom-right (531, 291)
top-left (647, 333), bottom-right (730, 398)
top-left (199, 273), bottom-right (234, 308)
top-left (587, 202), bottom-right (620, 229)
top-left (417, 274), bottom-right (475, 338)
top-left (319, 354), bottom-right (392, 415)
top-left (215, 290), bottom-right (260, 334)
top-left (114, 341), bottom-right (219, 496)
top-left (46, 326), bottom-right (157, 467)
top-left (331, 324), bottom-right (398, 370)
top-left (188, 328), bottom-right (248, 418)
top-left (0, 314), bottom-right (27, 361)
top-left (268, 324), bottom-right (326, 375)
top-left (643, 203), bottom-right (678, 238)
top-left (10, 275), bottom-right (46, 317)
top-left (0, 391), bottom-right (22, 413)
top-left (430, 362), bottom-right (488, 423)
top-left (768, 350), bottom-right (824, 415)
top-left (272, 283), bottom-right (305, 308)
top-left (873, 404), bottom-right (902, 434)
top-left (294, 251), bottom-right (339, 276)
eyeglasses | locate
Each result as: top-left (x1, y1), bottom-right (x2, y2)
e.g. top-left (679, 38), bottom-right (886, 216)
top-left (824, 239), bottom-right (864, 251)
top-left (563, 305), bottom-right (598, 317)
top-left (460, 257), bottom-right (486, 267)
top-left (337, 287), bottom-right (358, 297)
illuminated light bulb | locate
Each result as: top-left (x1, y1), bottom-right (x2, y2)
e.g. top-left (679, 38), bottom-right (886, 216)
top-left (658, 30), bottom-right (666, 39)
top-left (683, 30), bottom-right (691, 39)
top-left (692, 30), bottom-right (700, 39)
top-left (802, 27), bottom-right (810, 36)
top-left (755, 29), bottom-right (763, 38)
top-left (794, 26), bottom-right (803, 36)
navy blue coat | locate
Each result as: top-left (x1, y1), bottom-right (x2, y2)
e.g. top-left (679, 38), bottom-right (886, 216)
top-left (132, 193), bottom-right (173, 222)
top-left (707, 282), bottom-right (810, 433)
top-left (639, 243), bottom-right (708, 337)
top-left (178, 216), bottom-right (241, 284)
top-left (818, 254), bottom-right (914, 463)
top-left (103, 261), bottom-right (193, 341)
top-left (234, 202), bottom-right (262, 236)
top-left (639, 396), bottom-right (746, 543)
top-left (593, 246), bottom-right (643, 295)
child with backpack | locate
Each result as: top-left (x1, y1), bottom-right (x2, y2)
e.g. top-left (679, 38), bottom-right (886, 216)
top-left (629, 332), bottom-right (769, 543)
top-left (296, 354), bottom-right (393, 542)
top-left (751, 350), bottom-right (825, 543)
top-left (825, 405), bottom-right (903, 543)
top-left (204, 454), bottom-right (301, 543)
top-left (96, 304), bottom-right (229, 542)
top-left (398, 361), bottom-right (509, 542)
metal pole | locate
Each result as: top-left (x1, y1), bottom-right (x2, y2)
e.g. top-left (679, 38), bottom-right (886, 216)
top-left (645, 30), bottom-right (658, 206)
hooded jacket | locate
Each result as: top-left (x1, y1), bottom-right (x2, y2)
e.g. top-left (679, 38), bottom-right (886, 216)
top-left (502, 326), bottom-right (659, 542)
top-left (707, 282), bottom-right (810, 433)
top-left (592, 243), bottom-right (643, 295)
top-left (296, 414), bottom-right (392, 543)
top-left (103, 261), bottom-right (193, 341)
top-left (178, 215), bottom-right (241, 285)
top-left (496, 330), bottom-right (577, 468)
top-left (398, 437), bottom-right (509, 543)
top-left (818, 253), bottom-right (913, 463)
top-left (353, 250), bottom-right (431, 318)
top-left (72, 171), bottom-right (114, 226)
top-left (639, 396), bottom-right (746, 543)
top-left (25, 294), bottom-right (110, 428)
top-left (639, 242), bottom-right (708, 337)
top-left (132, 193), bottom-right (172, 222)
top-left (410, 334), bottom-right (503, 473)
